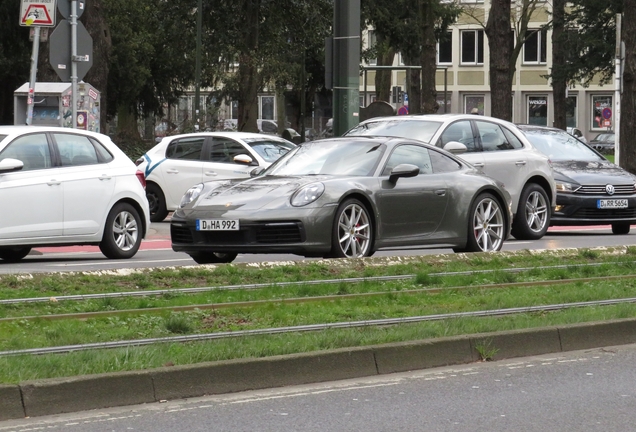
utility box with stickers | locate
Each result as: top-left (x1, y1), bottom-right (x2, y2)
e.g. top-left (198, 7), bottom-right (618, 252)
top-left (14, 82), bottom-right (101, 132)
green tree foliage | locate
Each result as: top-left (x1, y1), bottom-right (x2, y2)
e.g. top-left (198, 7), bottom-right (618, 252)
top-left (0, 2), bottom-right (31, 125)
top-left (362, 0), bottom-right (460, 114)
top-left (554, 0), bottom-right (622, 86)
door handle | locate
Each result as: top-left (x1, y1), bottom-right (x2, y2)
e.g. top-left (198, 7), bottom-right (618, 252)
top-left (166, 169), bottom-right (179, 174)
top-left (99, 175), bottom-right (112, 181)
top-left (204, 171), bottom-right (218, 176)
top-left (47, 180), bottom-right (61, 186)
top-left (472, 163), bottom-right (485, 168)
top-left (515, 161), bottom-right (527, 166)
top-left (435, 189), bottom-right (446, 196)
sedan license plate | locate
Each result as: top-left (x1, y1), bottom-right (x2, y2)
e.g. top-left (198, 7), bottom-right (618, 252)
top-left (597, 199), bottom-right (628, 209)
top-left (196, 219), bottom-right (239, 231)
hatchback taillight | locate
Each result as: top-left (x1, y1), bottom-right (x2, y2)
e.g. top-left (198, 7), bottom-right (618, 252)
top-left (135, 170), bottom-right (146, 189)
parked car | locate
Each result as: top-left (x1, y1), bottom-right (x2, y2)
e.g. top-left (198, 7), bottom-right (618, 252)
top-left (588, 131), bottom-right (615, 154)
top-left (517, 125), bottom-right (636, 234)
top-left (136, 132), bottom-right (296, 222)
top-left (170, 136), bottom-right (512, 264)
top-left (344, 114), bottom-right (556, 240)
top-left (566, 127), bottom-right (587, 144)
top-left (0, 126), bottom-right (150, 261)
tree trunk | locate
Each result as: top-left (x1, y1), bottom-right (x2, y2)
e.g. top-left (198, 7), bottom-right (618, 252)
top-left (621, 6), bottom-right (636, 173)
top-left (420, 0), bottom-right (438, 114)
top-left (237, 0), bottom-right (259, 133)
top-left (374, 35), bottom-right (395, 103)
top-left (403, 53), bottom-right (421, 114)
top-left (485, 0), bottom-right (513, 121)
top-left (551, 0), bottom-right (567, 130)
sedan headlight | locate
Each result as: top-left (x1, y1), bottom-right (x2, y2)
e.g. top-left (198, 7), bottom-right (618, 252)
top-left (291, 182), bottom-right (325, 207)
top-left (555, 181), bottom-right (580, 193)
top-left (180, 183), bottom-right (204, 207)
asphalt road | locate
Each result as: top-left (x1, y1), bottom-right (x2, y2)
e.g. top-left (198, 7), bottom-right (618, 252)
top-left (3, 343), bottom-right (635, 431)
top-left (1, 222), bottom-right (635, 274)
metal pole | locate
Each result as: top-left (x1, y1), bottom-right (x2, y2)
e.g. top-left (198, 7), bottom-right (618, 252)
top-left (26, 27), bottom-right (41, 126)
top-left (71, 0), bottom-right (78, 128)
top-left (615, 13), bottom-right (622, 166)
top-left (194, 0), bottom-right (202, 131)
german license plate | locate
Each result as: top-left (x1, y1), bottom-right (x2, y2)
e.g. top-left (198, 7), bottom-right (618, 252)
top-left (196, 219), bottom-right (239, 231)
top-left (597, 199), bottom-right (628, 209)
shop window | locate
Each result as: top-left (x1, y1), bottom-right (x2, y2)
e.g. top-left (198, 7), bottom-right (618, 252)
top-left (528, 96), bottom-right (548, 126)
top-left (592, 95), bottom-right (613, 130)
top-left (464, 95), bottom-right (484, 115)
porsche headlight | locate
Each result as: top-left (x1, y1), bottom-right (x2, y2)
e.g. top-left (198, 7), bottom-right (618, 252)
top-left (291, 182), bottom-right (325, 207)
top-left (555, 181), bottom-right (579, 193)
top-left (180, 183), bottom-right (204, 207)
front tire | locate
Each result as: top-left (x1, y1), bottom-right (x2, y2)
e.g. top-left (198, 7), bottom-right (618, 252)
top-left (330, 198), bottom-right (373, 258)
top-left (99, 203), bottom-right (143, 259)
top-left (147, 183), bottom-right (169, 222)
top-left (612, 222), bottom-right (631, 235)
top-left (0, 246), bottom-right (31, 262)
top-left (511, 184), bottom-right (550, 240)
top-left (189, 252), bottom-right (238, 264)
top-left (463, 193), bottom-right (506, 252)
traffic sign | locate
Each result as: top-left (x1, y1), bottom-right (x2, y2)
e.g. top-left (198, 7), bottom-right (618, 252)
top-left (20, 1), bottom-right (57, 27)
top-left (398, 106), bottom-right (409, 115)
top-left (57, 0), bottom-right (85, 20)
top-left (49, 20), bottom-right (93, 82)
top-left (602, 107), bottom-right (612, 120)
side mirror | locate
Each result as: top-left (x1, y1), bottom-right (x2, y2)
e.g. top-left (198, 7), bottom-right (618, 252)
top-left (250, 166), bottom-right (266, 177)
top-left (0, 158), bottom-right (24, 173)
top-left (443, 141), bottom-right (468, 154)
top-left (234, 154), bottom-right (255, 166)
top-left (389, 163), bottom-right (419, 183)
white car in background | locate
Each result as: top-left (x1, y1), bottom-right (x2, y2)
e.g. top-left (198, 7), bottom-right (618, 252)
top-left (346, 114), bottom-right (557, 240)
top-left (136, 132), bottom-right (296, 222)
top-left (0, 126), bottom-right (150, 261)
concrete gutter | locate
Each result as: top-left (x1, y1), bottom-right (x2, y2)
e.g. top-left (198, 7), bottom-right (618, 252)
top-left (2, 318), bottom-right (636, 421)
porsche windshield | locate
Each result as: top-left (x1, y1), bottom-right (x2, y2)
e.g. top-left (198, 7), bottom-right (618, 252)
top-left (345, 119), bottom-right (441, 143)
top-left (265, 140), bottom-right (385, 177)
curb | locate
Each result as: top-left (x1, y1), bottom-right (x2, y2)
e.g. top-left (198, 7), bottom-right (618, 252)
top-left (2, 318), bottom-right (636, 421)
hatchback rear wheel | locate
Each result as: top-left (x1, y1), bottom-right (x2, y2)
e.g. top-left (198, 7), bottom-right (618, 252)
top-left (147, 183), bottom-right (169, 222)
top-left (0, 246), bottom-right (31, 262)
top-left (99, 203), bottom-right (143, 259)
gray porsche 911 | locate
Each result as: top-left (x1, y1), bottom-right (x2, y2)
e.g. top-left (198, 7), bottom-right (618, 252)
top-left (170, 136), bottom-right (512, 264)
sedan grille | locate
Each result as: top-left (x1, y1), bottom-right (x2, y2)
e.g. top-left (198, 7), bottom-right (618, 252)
top-left (576, 184), bottom-right (636, 195)
top-left (571, 208), bottom-right (636, 219)
top-left (255, 223), bottom-right (303, 243)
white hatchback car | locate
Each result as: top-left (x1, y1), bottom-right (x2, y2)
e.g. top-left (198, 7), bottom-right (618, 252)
top-left (136, 132), bottom-right (296, 222)
top-left (346, 114), bottom-right (557, 240)
top-left (0, 126), bottom-right (150, 261)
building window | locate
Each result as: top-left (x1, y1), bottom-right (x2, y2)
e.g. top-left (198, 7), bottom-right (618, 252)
top-left (260, 96), bottom-right (274, 120)
top-left (368, 30), bottom-right (377, 65)
top-left (527, 96), bottom-right (548, 126)
top-left (566, 96), bottom-right (577, 128)
top-left (592, 95), bottom-right (613, 130)
top-left (523, 29), bottom-right (547, 64)
top-left (461, 30), bottom-right (484, 65)
top-left (464, 95), bottom-right (484, 115)
top-left (437, 31), bottom-right (452, 65)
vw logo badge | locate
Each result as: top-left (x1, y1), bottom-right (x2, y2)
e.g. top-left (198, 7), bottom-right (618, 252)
top-left (606, 184), bottom-right (615, 195)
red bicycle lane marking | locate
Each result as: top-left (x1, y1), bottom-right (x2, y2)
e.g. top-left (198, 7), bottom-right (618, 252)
top-left (33, 239), bottom-right (172, 254)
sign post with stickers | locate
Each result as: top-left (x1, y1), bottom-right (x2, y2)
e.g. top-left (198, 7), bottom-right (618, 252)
top-left (20, 0), bottom-right (57, 125)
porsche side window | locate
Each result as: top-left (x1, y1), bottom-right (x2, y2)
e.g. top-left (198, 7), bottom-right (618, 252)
top-left (382, 145), bottom-right (432, 176)
top-left (209, 138), bottom-right (252, 164)
top-left (501, 127), bottom-right (524, 149)
top-left (429, 150), bottom-right (461, 173)
top-left (475, 121), bottom-right (516, 151)
top-left (166, 138), bottom-right (204, 161)
top-left (439, 121), bottom-right (476, 152)
top-left (53, 133), bottom-right (100, 166)
top-left (0, 133), bottom-right (51, 171)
